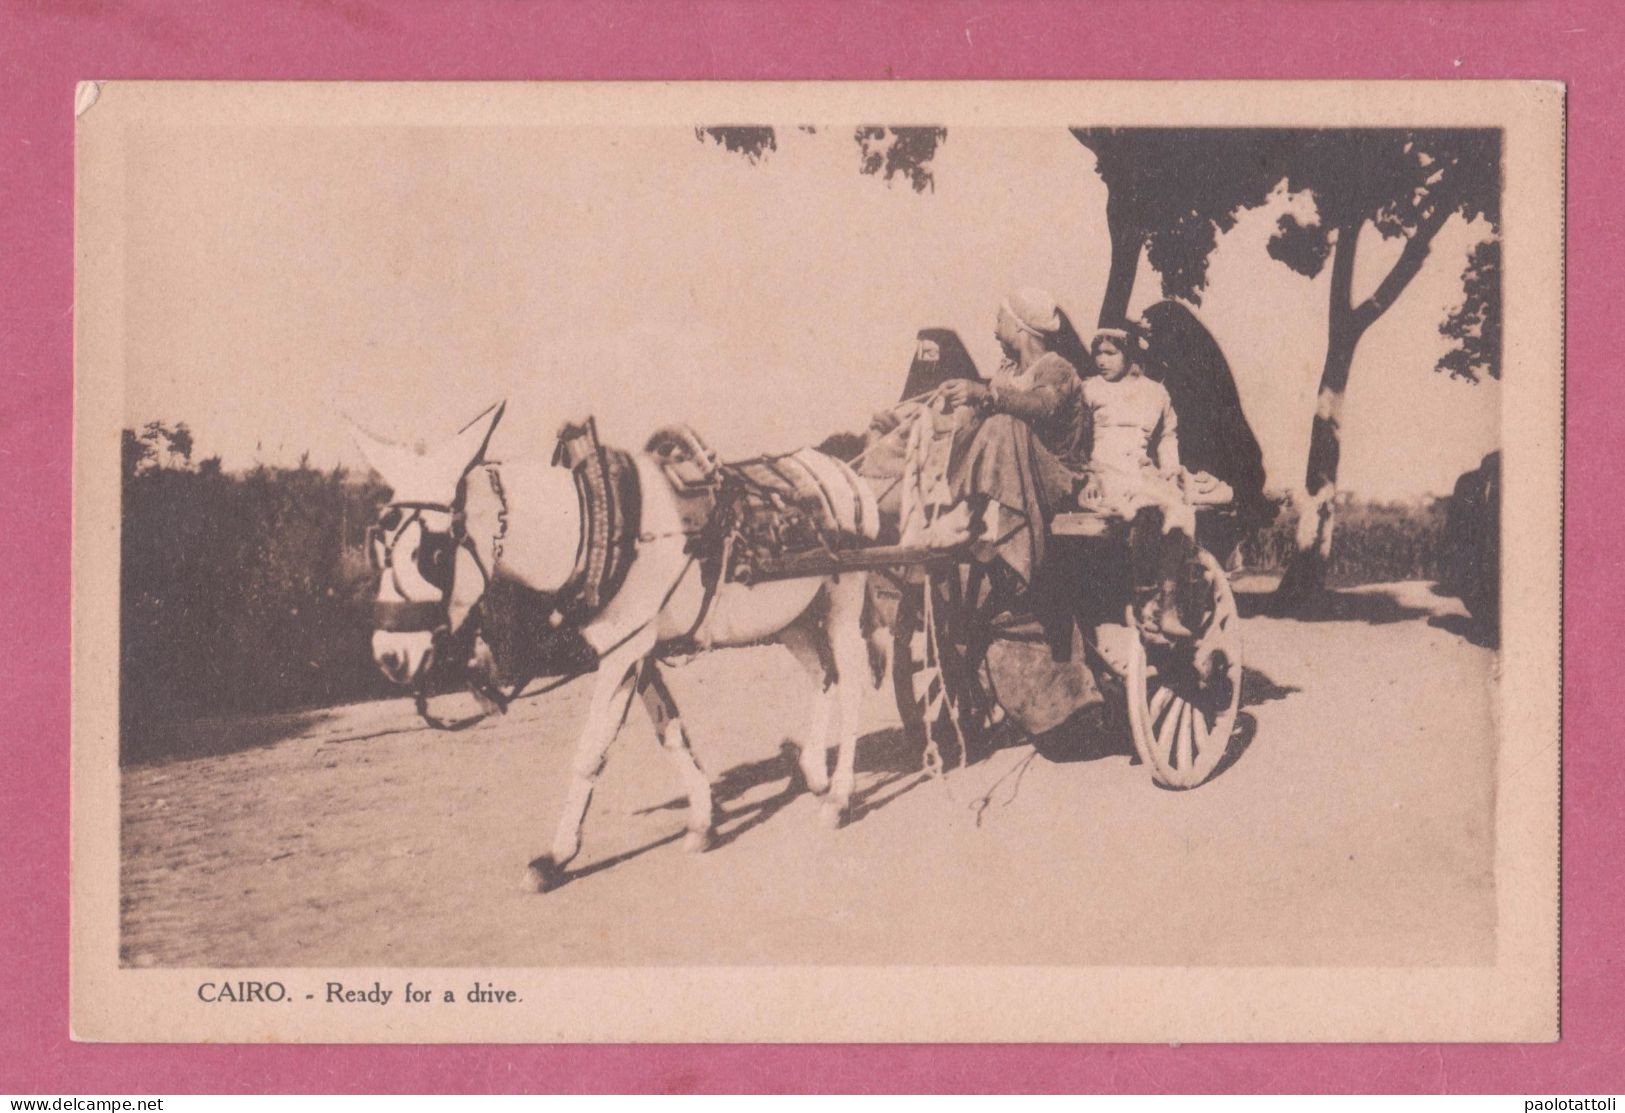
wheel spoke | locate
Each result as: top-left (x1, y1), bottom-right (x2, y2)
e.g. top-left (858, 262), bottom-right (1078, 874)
top-left (1191, 705), bottom-right (1211, 763)
top-left (1122, 547), bottom-right (1246, 789)
top-left (1148, 685), bottom-right (1175, 735)
top-left (1157, 696), bottom-right (1184, 765)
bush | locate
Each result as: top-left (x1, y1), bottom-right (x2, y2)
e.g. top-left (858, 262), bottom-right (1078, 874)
top-left (120, 455), bottom-right (395, 756)
top-left (1240, 497), bottom-right (1447, 586)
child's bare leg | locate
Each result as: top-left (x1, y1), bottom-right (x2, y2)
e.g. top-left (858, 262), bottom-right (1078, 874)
top-left (1129, 498), bottom-right (1195, 642)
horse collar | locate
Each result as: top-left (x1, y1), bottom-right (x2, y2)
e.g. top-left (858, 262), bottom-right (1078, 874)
top-left (482, 465), bottom-right (510, 570)
top-left (549, 421), bottom-right (642, 624)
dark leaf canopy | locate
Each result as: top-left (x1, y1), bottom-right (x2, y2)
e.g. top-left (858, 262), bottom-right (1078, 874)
top-left (694, 126), bottom-right (778, 164)
top-left (1266, 213), bottom-right (1334, 278)
top-left (1072, 128), bottom-right (1302, 304)
top-left (1264, 129), bottom-right (1501, 379)
top-left (1267, 129), bottom-right (1501, 277)
top-left (1436, 239), bottom-right (1501, 382)
top-left (694, 125), bottom-right (948, 192)
top-left (854, 127), bottom-right (948, 192)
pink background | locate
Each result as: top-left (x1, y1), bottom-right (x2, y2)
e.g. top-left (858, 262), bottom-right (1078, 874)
top-left (2, 0), bottom-right (1615, 1093)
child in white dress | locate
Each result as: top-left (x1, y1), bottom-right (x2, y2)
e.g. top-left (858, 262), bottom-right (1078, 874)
top-left (1077, 328), bottom-right (1198, 639)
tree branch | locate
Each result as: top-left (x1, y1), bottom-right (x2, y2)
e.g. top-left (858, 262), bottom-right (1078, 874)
top-left (1352, 202), bottom-right (1453, 331)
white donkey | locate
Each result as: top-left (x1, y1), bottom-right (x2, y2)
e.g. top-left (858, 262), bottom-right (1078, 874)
top-left (353, 403), bottom-right (881, 892)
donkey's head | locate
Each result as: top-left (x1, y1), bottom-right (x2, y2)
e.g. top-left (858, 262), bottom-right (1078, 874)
top-left (350, 403), bottom-right (506, 687)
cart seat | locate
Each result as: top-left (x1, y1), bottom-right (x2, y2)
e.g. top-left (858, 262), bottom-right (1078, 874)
top-left (1049, 512), bottom-right (1126, 539)
top-left (1050, 501), bottom-right (1237, 540)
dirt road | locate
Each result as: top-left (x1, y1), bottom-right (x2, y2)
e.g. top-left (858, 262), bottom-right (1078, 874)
top-left (121, 580), bottom-right (1498, 968)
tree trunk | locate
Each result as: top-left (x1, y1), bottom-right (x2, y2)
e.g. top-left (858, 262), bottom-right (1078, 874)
top-left (1274, 222), bottom-right (1363, 608)
top-left (1274, 333), bottom-right (1357, 606)
top-left (1272, 205), bottom-right (1452, 611)
top-left (1098, 193), bottom-right (1142, 327)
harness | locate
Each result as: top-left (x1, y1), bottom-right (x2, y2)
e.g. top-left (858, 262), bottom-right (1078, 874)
top-left (551, 418), bottom-right (642, 623)
top-left (367, 494), bottom-right (493, 636)
top-left (645, 423), bottom-right (863, 582)
top-left (369, 417), bottom-right (866, 732)
top-left (367, 419), bottom-right (649, 731)
top-left (640, 423), bottom-right (867, 654)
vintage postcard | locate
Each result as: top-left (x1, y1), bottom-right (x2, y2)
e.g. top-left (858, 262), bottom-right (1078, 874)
top-left (72, 81), bottom-right (1562, 1043)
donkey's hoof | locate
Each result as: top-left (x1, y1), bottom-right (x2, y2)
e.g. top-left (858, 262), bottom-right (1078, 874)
top-left (683, 828), bottom-right (713, 854)
top-left (819, 799), bottom-right (848, 830)
top-left (525, 855), bottom-right (569, 894)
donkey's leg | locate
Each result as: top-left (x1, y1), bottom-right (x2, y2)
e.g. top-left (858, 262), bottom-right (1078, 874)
top-left (823, 573), bottom-right (874, 829)
top-left (780, 622), bottom-right (835, 797)
top-left (637, 663), bottom-right (715, 853)
top-left (528, 638), bottom-right (651, 893)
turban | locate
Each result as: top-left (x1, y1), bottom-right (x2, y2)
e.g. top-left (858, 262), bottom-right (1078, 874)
top-left (1001, 287), bottom-right (1061, 337)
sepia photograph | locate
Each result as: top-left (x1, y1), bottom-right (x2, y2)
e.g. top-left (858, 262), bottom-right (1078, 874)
top-left (69, 81), bottom-right (1563, 1043)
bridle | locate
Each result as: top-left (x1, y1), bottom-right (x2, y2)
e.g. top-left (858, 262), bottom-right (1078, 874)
top-left (367, 467), bottom-right (618, 733)
top-left (366, 482), bottom-right (494, 639)
top-left (365, 443), bottom-right (694, 733)
top-left (366, 475), bottom-right (513, 730)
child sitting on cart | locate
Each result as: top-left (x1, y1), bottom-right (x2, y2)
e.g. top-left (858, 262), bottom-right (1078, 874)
top-left (1076, 326), bottom-right (1200, 641)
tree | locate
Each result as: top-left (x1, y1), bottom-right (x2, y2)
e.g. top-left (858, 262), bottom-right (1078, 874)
top-left (122, 420), bottom-right (195, 479)
top-left (694, 126), bottom-right (776, 163)
top-left (122, 429), bottom-right (154, 481)
top-left (1071, 129), bottom-right (1299, 326)
top-left (697, 126), bottom-right (948, 191)
top-left (853, 127), bottom-right (947, 193)
top-left (1264, 129), bottom-right (1500, 604)
top-left (1436, 238), bottom-right (1501, 384)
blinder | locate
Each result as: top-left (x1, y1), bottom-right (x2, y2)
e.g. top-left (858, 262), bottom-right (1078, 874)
top-left (366, 492), bottom-right (484, 636)
top-left (373, 598), bottom-right (454, 633)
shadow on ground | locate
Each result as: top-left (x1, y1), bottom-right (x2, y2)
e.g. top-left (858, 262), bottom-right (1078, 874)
top-left (122, 709), bottom-right (339, 768)
top-left (564, 726), bottom-right (951, 892)
top-left (532, 656), bottom-right (1312, 890)
top-left (1426, 611), bottom-right (1499, 649)
top-left (1235, 586), bottom-right (1435, 625)
top-left (1241, 667), bottom-right (1301, 707)
top-left (1238, 582), bottom-right (1497, 649)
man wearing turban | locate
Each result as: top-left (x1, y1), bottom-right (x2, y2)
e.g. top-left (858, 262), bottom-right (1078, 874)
top-left (929, 287), bottom-right (1091, 589)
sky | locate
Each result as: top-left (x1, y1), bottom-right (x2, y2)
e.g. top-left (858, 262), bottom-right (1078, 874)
top-left (120, 124), bottom-right (1500, 500)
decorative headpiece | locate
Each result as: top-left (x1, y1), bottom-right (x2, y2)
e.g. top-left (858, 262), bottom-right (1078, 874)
top-left (1091, 322), bottom-right (1149, 356)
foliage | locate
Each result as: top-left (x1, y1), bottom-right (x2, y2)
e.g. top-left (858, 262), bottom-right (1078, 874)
top-left (123, 420), bottom-right (196, 478)
top-left (1241, 497), bottom-right (1448, 587)
top-left (1264, 129), bottom-right (1502, 382)
top-left (1073, 127), bottom-right (1501, 384)
top-left (853, 127), bottom-right (947, 192)
top-left (694, 126), bottom-right (777, 164)
top-left (120, 439), bottom-right (394, 761)
top-left (1436, 239), bottom-right (1501, 382)
top-left (695, 125), bottom-right (947, 191)
top-left (1072, 129), bottom-right (1300, 310)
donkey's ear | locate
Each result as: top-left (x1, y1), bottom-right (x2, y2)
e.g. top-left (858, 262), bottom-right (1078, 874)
top-left (344, 414), bottom-right (415, 490)
top-left (441, 400), bottom-right (507, 477)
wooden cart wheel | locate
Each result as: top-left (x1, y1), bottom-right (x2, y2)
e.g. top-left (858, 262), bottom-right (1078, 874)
top-left (890, 565), bottom-right (994, 772)
top-left (1124, 548), bottom-right (1244, 789)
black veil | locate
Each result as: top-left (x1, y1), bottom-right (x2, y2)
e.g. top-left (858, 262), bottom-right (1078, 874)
top-left (898, 327), bottom-right (984, 401)
top-left (1137, 300), bottom-right (1276, 528)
